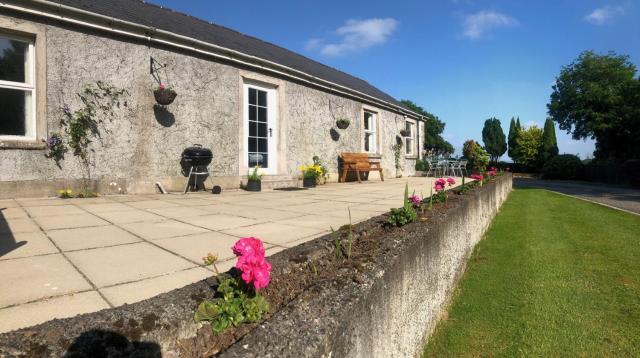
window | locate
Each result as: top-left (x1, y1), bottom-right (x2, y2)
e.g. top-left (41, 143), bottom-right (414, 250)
top-left (404, 120), bottom-right (416, 156)
top-left (0, 33), bottom-right (35, 140)
top-left (363, 110), bottom-right (377, 153)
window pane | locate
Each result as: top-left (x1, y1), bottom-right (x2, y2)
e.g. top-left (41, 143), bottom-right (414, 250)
top-left (248, 137), bottom-right (257, 152)
top-left (249, 121), bottom-right (257, 137)
top-left (0, 37), bottom-right (27, 83)
top-left (248, 153), bottom-right (258, 167)
top-left (257, 107), bottom-right (267, 123)
top-left (260, 154), bottom-right (268, 168)
top-left (258, 122), bottom-right (267, 137)
top-left (248, 88), bottom-right (257, 105)
top-left (0, 87), bottom-right (26, 135)
top-left (257, 90), bottom-right (267, 107)
top-left (405, 139), bottom-right (412, 154)
top-left (257, 138), bottom-right (267, 152)
top-left (364, 133), bottom-right (370, 152)
top-left (364, 112), bottom-right (371, 130)
top-left (248, 105), bottom-right (256, 122)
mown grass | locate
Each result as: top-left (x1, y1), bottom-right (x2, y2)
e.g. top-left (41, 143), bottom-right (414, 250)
top-left (423, 188), bottom-right (640, 357)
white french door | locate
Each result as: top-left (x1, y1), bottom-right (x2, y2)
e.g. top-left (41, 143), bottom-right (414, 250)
top-left (243, 83), bottom-right (278, 175)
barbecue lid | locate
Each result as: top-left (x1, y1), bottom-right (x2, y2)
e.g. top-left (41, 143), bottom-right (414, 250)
top-left (182, 144), bottom-right (212, 157)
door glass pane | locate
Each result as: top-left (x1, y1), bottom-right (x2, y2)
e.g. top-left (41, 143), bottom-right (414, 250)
top-left (0, 37), bottom-right (27, 83)
top-left (257, 107), bottom-right (267, 122)
top-left (249, 121), bottom-right (257, 137)
top-left (257, 90), bottom-right (267, 107)
top-left (258, 122), bottom-right (267, 137)
top-left (248, 105), bottom-right (256, 122)
top-left (248, 88), bottom-right (257, 105)
top-left (259, 154), bottom-right (268, 168)
top-left (258, 138), bottom-right (267, 152)
top-left (248, 137), bottom-right (257, 152)
top-left (0, 87), bottom-right (26, 135)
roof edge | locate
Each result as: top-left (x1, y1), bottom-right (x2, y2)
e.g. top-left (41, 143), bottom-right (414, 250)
top-left (0, 0), bottom-right (423, 120)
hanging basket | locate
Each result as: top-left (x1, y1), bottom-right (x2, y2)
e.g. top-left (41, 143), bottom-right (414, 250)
top-left (153, 88), bottom-right (178, 105)
top-left (400, 129), bottom-right (410, 137)
top-left (336, 119), bottom-right (350, 129)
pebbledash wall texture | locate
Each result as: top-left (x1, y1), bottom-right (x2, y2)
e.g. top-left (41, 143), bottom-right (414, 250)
top-left (0, 9), bottom-right (424, 199)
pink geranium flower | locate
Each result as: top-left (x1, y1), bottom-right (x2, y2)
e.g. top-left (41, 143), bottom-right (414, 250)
top-left (434, 178), bottom-right (446, 192)
top-left (159, 83), bottom-right (166, 90)
top-left (446, 177), bottom-right (456, 186)
top-left (409, 194), bottom-right (421, 206)
top-left (470, 174), bottom-right (483, 181)
top-left (232, 237), bottom-right (271, 290)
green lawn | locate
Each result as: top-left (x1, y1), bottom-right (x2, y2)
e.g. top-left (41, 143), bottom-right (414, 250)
top-left (423, 188), bottom-right (640, 357)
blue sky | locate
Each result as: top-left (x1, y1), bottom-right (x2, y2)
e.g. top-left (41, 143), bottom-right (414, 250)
top-left (151, 0), bottom-right (639, 159)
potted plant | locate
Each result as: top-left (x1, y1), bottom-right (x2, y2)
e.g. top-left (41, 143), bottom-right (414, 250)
top-left (153, 83), bottom-right (177, 105)
top-left (400, 128), bottom-right (410, 137)
top-left (245, 166), bottom-right (263, 191)
top-left (336, 118), bottom-right (350, 129)
top-left (299, 164), bottom-right (322, 188)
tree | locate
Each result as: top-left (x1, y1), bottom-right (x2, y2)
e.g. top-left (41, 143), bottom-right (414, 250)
top-left (548, 51), bottom-right (640, 161)
top-left (507, 117), bottom-right (519, 162)
top-left (401, 100), bottom-right (454, 156)
top-left (538, 117), bottom-right (559, 165)
top-left (514, 126), bottom-right (544, 169)
top-left (462, 139), bottom-right (490, 172)
top-left (482, 117), bottom-right (507, 164)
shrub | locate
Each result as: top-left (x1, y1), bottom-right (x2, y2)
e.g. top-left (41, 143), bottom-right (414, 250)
top-left (415, 159), bottom-right (429, 171)
top-left (542, 154), bottom-right (584, 179)
top-left (462, 140), bottom-right (490, 171)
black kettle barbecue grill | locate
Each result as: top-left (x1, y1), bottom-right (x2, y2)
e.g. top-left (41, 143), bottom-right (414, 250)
top-left (181, 144), bottom-right (214, 193)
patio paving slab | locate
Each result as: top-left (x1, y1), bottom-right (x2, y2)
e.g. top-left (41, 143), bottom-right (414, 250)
top-left (0, 291), bottom-right (109, 333)
top-left (0, 254), bottom-right (92, 308)
top-left (65, 242), bottom-right (196, 288)
top-left (0, 218), bottom-right (41, 234)
top-left (120, 220), bottom-right (209, 240)
top-left (222, 222), bottom-right (326, 246)
top-left (0, 207), bottom-right (28, 219)
top-left (179, 214), bottom-right (262, 231)
top-left (0, 232), bottom-right (59, 260)
top-left (24, 205), bottom-right (86, 217)
top-left (0, 200), bottom-right (19, 208)
top-left (273, 214), bottom-right (352, 230)
top-left (77, 202), bottom-right (135, 213)
top-left (153, 232), bottom-right (247, 263)
top-left (91, 209), bottom-right (165, 224)
top-left (47, 225), bottom-right (141, 251)
top-left (32, 213), bottom-right (109, 231)
top-left (100, 267), bottom-right (211, 306)
top-left (125, 200), bottom-right (182, 210)
top-left (147, 206), bottom-right (217, 219)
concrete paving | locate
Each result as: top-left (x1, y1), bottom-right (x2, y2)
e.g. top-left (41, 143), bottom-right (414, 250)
top-left (514, 178), bottom-right (640, 215)
top-left (0, 177), bottom-right (460, 333)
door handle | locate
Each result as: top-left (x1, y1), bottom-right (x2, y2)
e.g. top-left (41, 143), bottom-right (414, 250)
top-left (269, 128), bottom-right (273, 137)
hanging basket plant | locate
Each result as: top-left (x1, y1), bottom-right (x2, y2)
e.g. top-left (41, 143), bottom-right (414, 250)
top-left (400, 129), bottom-right (410, 137)
top-left (153, 83), bottom-right (177, 105)
top-left (336, 118), bottom-right (350, 130)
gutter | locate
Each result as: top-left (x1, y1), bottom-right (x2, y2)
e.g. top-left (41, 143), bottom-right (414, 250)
top-left (0, 0), bottom-right (424, 121)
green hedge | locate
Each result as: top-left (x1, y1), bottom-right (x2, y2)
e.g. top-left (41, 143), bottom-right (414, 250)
top-left (541, 154), bottom-right (584, 180)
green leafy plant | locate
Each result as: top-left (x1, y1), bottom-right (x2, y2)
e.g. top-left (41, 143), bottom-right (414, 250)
top-left (312, 156), bottom-right (329, 184)
top-left (194, 275), bottom-right (269, 333)
top-left (388, 183), bottom-right (417, 226)
top-left (463, 139), bottom-right (490, 171)
top-left (336, 118), bottom-right (350, 129)
top-left (47, 81), bottom-right (129, 192)
top-left (247, 166), bottom-right (263, 182)
top-left (415, 159), bottom-right (429, 171)
top-left (392, 143), bottom-right (403, 177)
top-left (330, 209), bottom-right (354, 259)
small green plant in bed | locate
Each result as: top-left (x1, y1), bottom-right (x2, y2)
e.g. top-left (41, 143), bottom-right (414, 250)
top-left (388, 183), bottom-right (417, 226)
top-left (195, 237), bottom-right (271, 334)
top-left (331, 209), bottom-right (354, 259)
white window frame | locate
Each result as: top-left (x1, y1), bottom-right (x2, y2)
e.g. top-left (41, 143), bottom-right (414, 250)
top-left (363, 110), bottom-right (377, 154)
top-left (404, 119), bottom-right (417, 156)
top-left (0, 31), bottom-right (36, 141)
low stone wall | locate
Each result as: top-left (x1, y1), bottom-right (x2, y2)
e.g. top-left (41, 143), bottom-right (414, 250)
top-left (0, 174), bottom-right (512, 357)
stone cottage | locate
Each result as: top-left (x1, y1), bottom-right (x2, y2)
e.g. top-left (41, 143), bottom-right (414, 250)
top-left (0, 0), bottom-right (424, 198)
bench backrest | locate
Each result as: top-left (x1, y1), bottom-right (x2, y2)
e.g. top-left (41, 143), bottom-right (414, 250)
top-left (341, 152), bottom-right (370, 164)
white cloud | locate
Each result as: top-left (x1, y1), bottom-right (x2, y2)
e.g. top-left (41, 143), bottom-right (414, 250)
top-left (583, 5), bottom-right (625, 25)
top-left (462, 10), bottom-right (518, 40)
top-left (305, 18), bottom-right (398, 56)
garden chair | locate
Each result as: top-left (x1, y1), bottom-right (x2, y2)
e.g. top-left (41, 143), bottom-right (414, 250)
top-left (458, 159), bottom-right (468, 177)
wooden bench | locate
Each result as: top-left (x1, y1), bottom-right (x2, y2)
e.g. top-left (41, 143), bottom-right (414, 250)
top-left (340, 152), bottom-right (384, 183)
